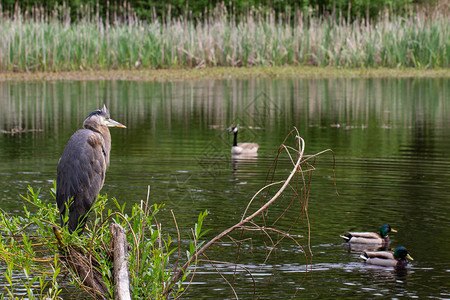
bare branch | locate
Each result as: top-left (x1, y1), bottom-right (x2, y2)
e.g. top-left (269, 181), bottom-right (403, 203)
top-left (165, 134), bottom-right (306, 294)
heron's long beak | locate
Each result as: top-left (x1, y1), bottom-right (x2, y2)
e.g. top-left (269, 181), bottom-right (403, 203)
top-left (406, 254), bottom-right (414, 261)
top-left (106, 118), bottom-right (126, 128)
top-left (391, 228), bottom-right (397, 233)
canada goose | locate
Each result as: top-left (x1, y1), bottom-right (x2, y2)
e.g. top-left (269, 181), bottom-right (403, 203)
top-left (360, 246), bottom-right (413, 268)
top-left (228, 126), bottom-right (259, 155)
top-left (340, 224), bottom-right (397, 246)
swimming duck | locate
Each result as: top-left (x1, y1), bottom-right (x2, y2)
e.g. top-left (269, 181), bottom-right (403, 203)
top-left (360, 246), bottom-right (414, 268)
top-left (228, 126), bottom-right (259, 155)
top-left (340, 224), bottom-right (397, 245)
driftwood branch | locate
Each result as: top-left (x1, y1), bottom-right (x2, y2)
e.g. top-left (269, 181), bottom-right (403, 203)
top-left (110, 223), bottom-right (131, 300)
top-left (164, 134), bottom-right (305, 295)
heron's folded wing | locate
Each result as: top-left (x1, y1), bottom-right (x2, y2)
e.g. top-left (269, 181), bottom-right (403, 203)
top-left (56, 130), bottom-right (107, 229)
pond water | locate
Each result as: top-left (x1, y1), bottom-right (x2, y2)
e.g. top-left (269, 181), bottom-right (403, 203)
top-left (0, 77), bottom-right (449, 298)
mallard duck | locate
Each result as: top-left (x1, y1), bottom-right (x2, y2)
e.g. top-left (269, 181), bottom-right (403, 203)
top-left (340, 224), bottom-right (397, 245)
top-left (360, 246), bottom-right (414, 268)
top-left (228, 126), bottom-right (259, 155)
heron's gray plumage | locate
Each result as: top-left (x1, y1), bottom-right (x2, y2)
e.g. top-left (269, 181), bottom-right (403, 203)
top-left (56, 105), bottom-right (125, 233)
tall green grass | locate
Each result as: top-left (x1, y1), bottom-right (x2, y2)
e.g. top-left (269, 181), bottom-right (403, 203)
top-left (0, 3), bottom-right (448, 71)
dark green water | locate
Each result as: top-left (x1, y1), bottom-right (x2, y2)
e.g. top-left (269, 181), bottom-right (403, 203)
top-left (0, 78), bottom-right (449, 298)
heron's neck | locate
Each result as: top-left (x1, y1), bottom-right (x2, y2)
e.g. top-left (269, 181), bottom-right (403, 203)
top-left (233, 131), bottom-right (238, 146)
top-left (85, 125), bottom-right (111, 164)
top-left (100, 127), bottom-right (111, 164)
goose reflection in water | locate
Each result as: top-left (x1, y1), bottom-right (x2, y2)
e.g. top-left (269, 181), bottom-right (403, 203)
top-left (231, 154), bottom-right (259, 181)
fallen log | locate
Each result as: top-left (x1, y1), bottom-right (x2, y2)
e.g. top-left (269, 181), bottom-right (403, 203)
top-left (110, 223), bottom-right (131, 300)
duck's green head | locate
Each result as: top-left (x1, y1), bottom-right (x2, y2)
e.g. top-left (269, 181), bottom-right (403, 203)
top-left (380, 224), bottom-right (397, 237)
top-left (394, 246), bottom-right (414, 261)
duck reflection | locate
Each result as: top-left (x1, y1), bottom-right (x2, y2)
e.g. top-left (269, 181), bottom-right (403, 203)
top-left (343, 242), bottom-right (390, 253)
top-left (359, 262), bottom-right (411, 282)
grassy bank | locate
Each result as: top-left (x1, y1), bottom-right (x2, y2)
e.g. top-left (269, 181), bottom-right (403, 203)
top-left (1, 3), bottom-right (448, 72)
top-left (0, 67), bottom-right (449, 82)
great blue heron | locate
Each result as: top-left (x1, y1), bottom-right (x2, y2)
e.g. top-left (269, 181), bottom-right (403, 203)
top-left (228, 126), bottom-right (259, 155)
top-left (56, 105), bottom-right (126, 233)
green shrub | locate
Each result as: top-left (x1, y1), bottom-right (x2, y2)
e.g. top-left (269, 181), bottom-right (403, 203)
top-left (0, 185), bottom-right (209, 299)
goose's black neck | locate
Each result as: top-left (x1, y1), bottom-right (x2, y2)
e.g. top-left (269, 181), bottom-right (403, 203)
top-left (233, 130), bottom-right (238, 146)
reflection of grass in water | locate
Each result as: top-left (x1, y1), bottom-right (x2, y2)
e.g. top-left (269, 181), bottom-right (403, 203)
top-left (0, 3), bottom-right (448, 71)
